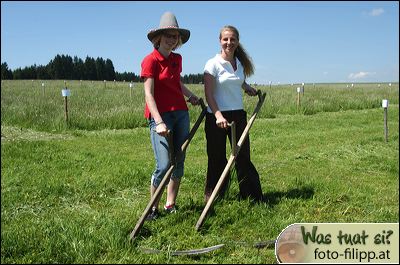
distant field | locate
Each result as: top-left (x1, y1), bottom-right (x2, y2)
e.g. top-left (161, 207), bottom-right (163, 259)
top-left (1, 80), bottom-right (399, 263)
top-left (1, 80), bottom-right (398, 131)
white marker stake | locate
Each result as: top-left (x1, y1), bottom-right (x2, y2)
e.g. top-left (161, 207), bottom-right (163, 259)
top-left (61, 88), bottom-right (70, 97)
top-left (382, 99), bottom-right (389, 142)
top-left (129, 82), bottom-right (133, 97)
top-left (42, 82), bottom-right (45, 96)
top-left (296, 87), bottom-right (301, 111)
top-left (62, 86), bottom-right (71, 123)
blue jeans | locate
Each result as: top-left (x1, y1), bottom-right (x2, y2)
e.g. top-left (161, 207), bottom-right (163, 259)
top-left (148, 110), bottom-right (190, 188)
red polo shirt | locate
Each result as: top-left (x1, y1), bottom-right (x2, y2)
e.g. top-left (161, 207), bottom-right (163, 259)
top-left (141, 49), bottom-right (188, 118)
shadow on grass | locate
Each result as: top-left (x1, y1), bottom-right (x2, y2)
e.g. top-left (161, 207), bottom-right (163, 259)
top-left (172, 186), bottom-right (314, 234)
top-left (262, 185), bottom-right (315, 207)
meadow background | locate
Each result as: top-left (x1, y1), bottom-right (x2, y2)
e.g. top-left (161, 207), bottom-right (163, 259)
top-left (1, 80), bottom-right (399, 264)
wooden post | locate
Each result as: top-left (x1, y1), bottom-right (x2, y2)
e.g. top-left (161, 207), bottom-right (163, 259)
top-left (382, 99), bottom-right (389, 142)
top-left (384, 108), bottom-right (388, 142)
top-left (129, 82), bottom-right (133, 98)
top-left (296, 87), bottom-right (301, 112)
top-left (62, 81), bottom-right (70, 123)
top-left (64, 96), bottom-right (68, 122)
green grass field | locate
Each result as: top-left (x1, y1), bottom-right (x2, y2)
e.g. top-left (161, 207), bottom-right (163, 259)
top-left (1, 80), bottom-right (399, 263)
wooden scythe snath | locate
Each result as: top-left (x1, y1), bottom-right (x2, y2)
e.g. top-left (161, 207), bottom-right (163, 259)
top-left (130, 99), bottom-right (207, 240)
top-left (195, 90), bottom-right (266, 231)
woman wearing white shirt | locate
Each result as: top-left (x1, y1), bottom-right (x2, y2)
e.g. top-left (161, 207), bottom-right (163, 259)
top-left (203, 25), bottom-right (263, 203)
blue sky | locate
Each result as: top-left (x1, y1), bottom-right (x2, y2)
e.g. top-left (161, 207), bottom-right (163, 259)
top-left (1, 1), bottom-right (399, 84)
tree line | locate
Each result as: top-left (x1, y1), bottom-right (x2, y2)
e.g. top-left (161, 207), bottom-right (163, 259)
top-left (1, 54), bottom-right (204, 84)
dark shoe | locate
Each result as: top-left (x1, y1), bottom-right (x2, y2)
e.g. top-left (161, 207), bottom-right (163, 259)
top-left (164, 203), bottom-right (177, 213)
top-left (145, 208), bottom-right (159, 221)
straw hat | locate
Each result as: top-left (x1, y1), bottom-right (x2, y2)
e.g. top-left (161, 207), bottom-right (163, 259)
top-left (147, 12), bottom-right (190, 44)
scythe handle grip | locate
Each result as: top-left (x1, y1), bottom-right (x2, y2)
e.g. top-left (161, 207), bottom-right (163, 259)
top-left (199, 98), bottom-right (206, 111)
top-left (257, 89), bottom-right (262, 101)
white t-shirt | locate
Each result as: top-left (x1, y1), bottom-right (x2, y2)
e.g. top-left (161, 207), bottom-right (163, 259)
top-left (204, 54), bottom-right (244, 112)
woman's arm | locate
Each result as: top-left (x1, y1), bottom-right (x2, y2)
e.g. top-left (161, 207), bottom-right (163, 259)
top-left (143, 77), bottom-right (168, 136)
top-left (204, 73), bottom-right (228, 129)
top-left (242, 81), bottom-right (258, 96)
top-left (180, 81), bottom-right (199, 105)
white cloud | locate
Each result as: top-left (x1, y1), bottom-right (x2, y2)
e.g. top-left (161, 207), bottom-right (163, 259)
top-left (369, 8), bottom-right (384, 17)
top-left (348, 71), bottom-right (376, 79)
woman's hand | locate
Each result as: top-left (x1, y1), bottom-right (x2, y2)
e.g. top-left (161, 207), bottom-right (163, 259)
top-left (244, 85), bottom-right (257, 96)
top-left (243, 82), bottom-right (258, 96)
top-left (215, 111), bottom-right (228, 129)
top-left (155, 122), bottom-right (169, 137)
top-left (187, 94), bottom-right (200, 105)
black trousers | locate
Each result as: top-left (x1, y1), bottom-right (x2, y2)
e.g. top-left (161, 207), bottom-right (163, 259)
top-left (205, 110), bottom-right (263, 201)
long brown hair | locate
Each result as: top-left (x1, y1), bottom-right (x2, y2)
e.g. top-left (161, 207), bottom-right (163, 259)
top-left (219, 25), bottom-right (254, 78)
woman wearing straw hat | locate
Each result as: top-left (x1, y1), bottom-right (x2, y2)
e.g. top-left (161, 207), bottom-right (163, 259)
top-left (141, 11), bottom-right (199, 220)
top-left (203, 25), bottom-right (263, 204)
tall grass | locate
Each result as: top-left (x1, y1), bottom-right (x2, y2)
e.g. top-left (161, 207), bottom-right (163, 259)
top-left (259, 82), bottom-right (399, 117)
top-left (1, 80), bottom-right (398, 132)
